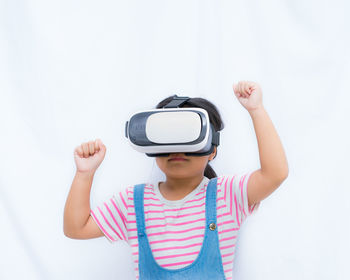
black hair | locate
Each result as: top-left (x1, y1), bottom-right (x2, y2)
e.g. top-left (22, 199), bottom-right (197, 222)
top-left (156, 95), bottom-right (224, 179)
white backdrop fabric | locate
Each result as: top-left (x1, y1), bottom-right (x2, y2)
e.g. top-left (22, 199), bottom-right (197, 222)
top-left (1, 0), bottom-right (349, 279)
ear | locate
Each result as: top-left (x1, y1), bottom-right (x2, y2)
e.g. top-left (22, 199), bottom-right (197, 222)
top-left (208, 146), bottom-right (217, 161)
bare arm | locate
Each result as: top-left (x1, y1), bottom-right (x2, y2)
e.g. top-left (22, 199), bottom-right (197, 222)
top-left (233, 81), bottom-right (289, 207)
top-left (63, 171), bottom-right (103, 238)
top-left (63, 139), bottom-right (106, 239)
top-left (247, 106), bottom-right (289, 206)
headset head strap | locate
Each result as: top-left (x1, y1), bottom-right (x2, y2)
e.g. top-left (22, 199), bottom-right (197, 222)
top-left (163, 95), bottom-right (191, 108)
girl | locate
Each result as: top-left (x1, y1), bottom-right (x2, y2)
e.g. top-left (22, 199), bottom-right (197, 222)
top-left (64, 81), bottom-right (289, 279)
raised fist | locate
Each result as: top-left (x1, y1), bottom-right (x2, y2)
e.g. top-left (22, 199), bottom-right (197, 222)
top-left (74, 139), bottom-right (106, 173)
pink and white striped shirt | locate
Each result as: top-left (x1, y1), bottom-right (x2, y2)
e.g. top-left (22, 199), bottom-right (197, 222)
top-left (90, 172), bottom-right (260, 280)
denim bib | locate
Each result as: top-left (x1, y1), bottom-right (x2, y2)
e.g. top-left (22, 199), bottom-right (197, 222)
top-left (133, 177), bottom-right (226, 279)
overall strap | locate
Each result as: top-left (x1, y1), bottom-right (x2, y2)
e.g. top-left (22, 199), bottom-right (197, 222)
top-left (133, 184), bottom-right (146, 237)
top-left (205, 177), bottom-right (218, 225)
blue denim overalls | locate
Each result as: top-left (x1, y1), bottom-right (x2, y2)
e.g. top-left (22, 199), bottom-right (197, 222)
top-left (133, 177), bottom-right (226, 280)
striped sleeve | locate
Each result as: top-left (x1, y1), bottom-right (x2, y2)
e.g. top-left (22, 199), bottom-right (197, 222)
top-left (90, 187), bottom-right (130, 244)
top-left (223, 172), bottom-right (260, 226)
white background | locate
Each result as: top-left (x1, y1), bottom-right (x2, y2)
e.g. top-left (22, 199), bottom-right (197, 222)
top-left (0, 0), bottom-right (349, 279)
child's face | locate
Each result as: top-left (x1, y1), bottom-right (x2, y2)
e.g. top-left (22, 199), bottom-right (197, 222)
top-left (155, 147), bottom-right (216, 179)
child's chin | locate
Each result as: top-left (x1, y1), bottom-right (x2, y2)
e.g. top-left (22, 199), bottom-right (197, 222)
top-left (166, 171), bottom-right (194, 178)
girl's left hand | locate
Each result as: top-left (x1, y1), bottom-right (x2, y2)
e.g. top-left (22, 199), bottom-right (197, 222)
top-left (233, 81), bottom-right (263, 112)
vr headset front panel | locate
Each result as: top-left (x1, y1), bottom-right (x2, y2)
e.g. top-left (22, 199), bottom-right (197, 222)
top-left (125, 107), bottom-right (217, 156)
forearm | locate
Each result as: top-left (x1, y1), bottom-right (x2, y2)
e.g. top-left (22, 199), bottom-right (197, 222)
top-left (64, 171), bottom-right (95, 236)
top-left (249, 106), bottom-right (289, 181)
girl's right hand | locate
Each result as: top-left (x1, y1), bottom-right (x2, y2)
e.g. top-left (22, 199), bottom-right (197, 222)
top-left (74, 139), bottom-right (106, 174)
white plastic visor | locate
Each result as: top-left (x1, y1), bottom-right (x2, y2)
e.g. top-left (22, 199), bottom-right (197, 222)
top-left (146, 111), bottom-right (201, 144)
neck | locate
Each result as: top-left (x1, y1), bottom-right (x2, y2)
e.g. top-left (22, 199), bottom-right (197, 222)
top-left (159, 174), bottom-right (205, 200)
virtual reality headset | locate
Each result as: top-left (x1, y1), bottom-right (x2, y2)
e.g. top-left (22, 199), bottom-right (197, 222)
top-left (125, 96), bottom-right (220, 157)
